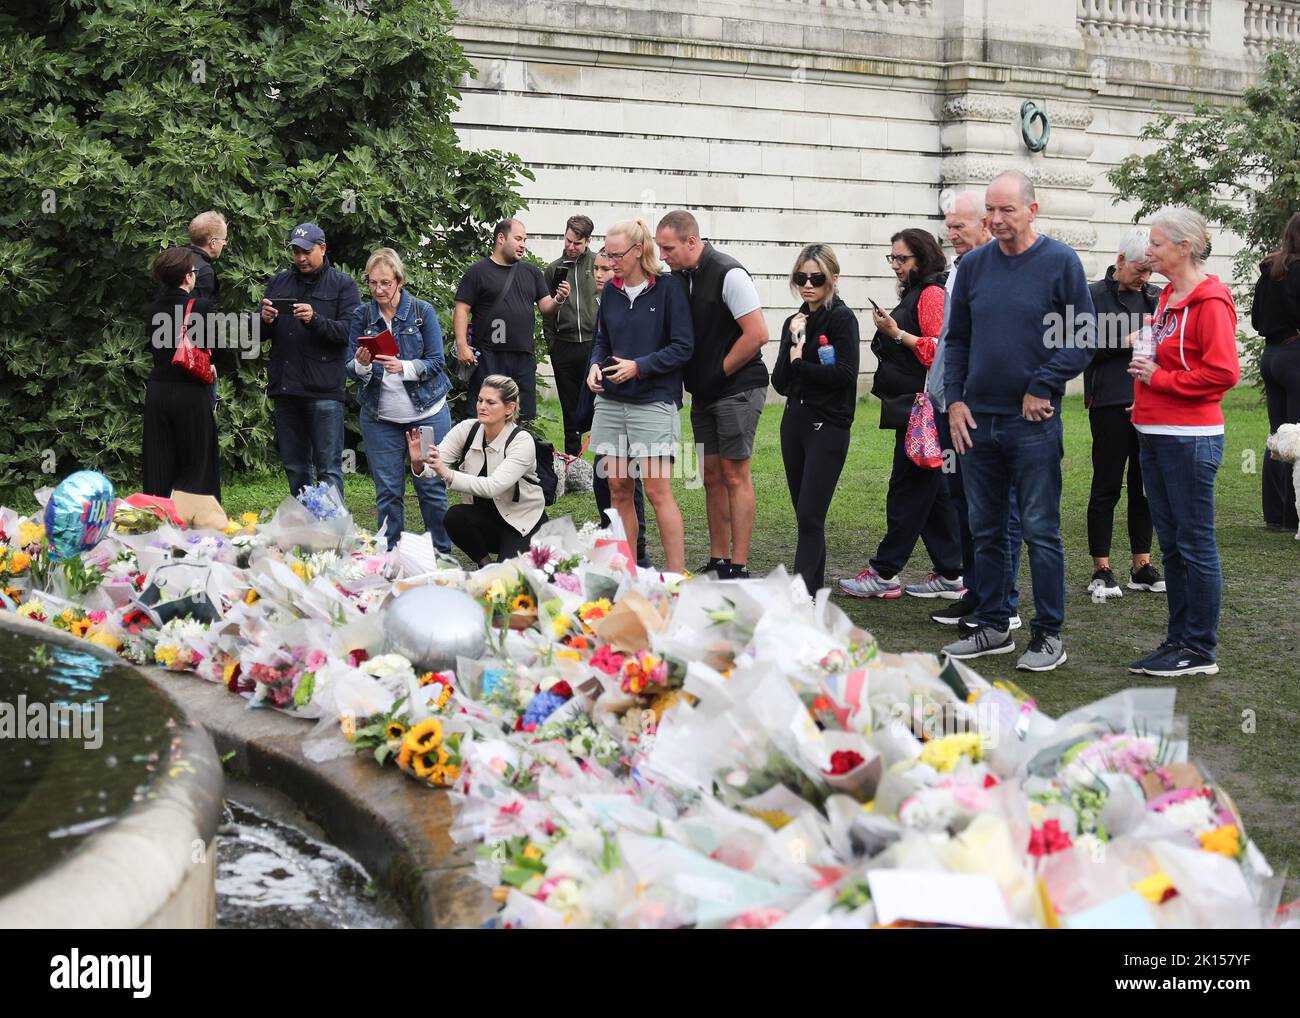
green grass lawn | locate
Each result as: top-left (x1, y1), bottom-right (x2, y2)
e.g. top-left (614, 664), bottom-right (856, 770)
top-left (230, 388), bottom-right (1299, 892)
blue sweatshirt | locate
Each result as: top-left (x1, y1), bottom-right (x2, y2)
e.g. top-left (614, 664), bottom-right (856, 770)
top-left (589, 273), bottom-right (695, 406)
top-left (943, 235), bottom-right (1096, 413)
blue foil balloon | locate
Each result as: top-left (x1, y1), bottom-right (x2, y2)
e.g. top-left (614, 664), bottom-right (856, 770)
top-left (44, 471), bottom-right (116, 562)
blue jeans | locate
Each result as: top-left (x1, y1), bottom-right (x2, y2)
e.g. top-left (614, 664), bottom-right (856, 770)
top-left (939, 412), bottom-right (1020, 613)
top-left (274, 396), bottom-right (344, 500)
top-left (1138, 432), bottom-right (1224, 659)
top-left (962, 412), bottom-right (1064, 635)
top-left (360, 406), bottom-right (452, 552)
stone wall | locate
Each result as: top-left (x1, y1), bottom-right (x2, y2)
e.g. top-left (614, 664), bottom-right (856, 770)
top-left (449, 0), bottom-right (1291, 391)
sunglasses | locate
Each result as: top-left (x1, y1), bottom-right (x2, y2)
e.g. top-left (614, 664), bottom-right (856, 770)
top-left (793, 272), bottom-right (827, 287)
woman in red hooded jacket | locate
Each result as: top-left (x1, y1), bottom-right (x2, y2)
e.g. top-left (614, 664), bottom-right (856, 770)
top-left (1127, 206), bottom-right (1240, 678)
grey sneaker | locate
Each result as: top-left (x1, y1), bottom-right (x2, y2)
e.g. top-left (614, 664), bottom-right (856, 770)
top-left (942, 625), bottom-right (1015, 660)
top-left (839, 566), bottom-right (903, 599)
top-left (905, 572), bottom-right (965, 599)
top-left (1016, 632), bottom-right (1066, 672)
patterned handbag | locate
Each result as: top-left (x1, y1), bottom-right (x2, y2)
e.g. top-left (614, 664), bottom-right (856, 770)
top-left (904, 392), bottom-right (943, 469)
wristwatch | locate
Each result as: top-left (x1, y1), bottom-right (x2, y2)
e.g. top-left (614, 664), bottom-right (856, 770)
top-left (893, 331), bottom-right (905, 345)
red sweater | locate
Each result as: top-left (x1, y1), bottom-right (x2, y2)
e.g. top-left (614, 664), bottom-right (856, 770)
top-left (1132, 275), bottom-right (1240, 431)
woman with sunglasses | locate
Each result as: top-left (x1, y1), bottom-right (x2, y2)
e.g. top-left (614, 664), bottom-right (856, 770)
top-left (840, 228), bottom-right (961, 600)
top-left (586, 218), bottom-right (694, 571)
top-left (772, 245), bottom-right (860, 595)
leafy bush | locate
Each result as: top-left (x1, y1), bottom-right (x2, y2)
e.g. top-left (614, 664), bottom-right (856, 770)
top-left (0, 0), bottom-right (530, 505)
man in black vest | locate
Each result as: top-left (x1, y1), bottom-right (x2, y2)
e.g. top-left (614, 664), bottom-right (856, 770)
top-left (656, 210), bottom-right (769, 579)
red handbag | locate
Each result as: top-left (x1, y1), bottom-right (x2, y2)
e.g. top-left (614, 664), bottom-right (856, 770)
top-left (171, 297), bottom-right (214, 383)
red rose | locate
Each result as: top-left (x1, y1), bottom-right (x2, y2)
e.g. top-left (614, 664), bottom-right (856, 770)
top-left (550, 681), bottom-right (573, 700)
top-left (826, 750), bottom-right (864, 775)
top-left (348, 648), bottom-right (370, 668)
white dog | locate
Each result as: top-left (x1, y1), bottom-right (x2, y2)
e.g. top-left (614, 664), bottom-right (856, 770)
top-left (1265, 422), bottom-right (1300, 538)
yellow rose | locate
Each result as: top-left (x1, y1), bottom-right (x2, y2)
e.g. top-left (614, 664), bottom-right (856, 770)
top-left (10, 551), bottom-right (31, 573)
top-left (89, 631), bottom-right (121, 652)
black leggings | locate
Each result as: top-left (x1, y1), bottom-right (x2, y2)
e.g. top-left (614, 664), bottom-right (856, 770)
top-left (445, 499), bottom-right (545, 563)
top-left (1261, 341), bottom-right (1300, 529)
top-left (780, 400), bottom-right (850, 593)
top-left (1087, 405), bottom-right (1152, 558)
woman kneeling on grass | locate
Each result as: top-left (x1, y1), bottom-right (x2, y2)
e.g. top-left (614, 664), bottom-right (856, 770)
top-left (407, 375), bottom-right (546, 566)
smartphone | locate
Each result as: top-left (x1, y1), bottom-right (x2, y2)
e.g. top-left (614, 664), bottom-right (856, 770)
top-left (600, 356), bottom-right (619, 372)
top-left (868, 297), bottom-right (882, 313)
top-left (268, 298), bottom-right (298, 316)
top-left (552, 264), bottom-right (570, 296)
top-left (419, 425), bottom-right (435, 462)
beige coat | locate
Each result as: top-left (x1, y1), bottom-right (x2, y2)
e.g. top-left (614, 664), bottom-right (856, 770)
top-left (415, 419), bottom-right (545, 535)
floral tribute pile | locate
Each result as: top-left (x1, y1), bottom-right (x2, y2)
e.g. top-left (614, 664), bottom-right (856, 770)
top-left (0, 485), bottom-right (1292, 930)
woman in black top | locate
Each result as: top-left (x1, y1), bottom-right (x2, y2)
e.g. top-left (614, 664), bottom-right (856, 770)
top-left (1252, 212), bottom-right (1300, 531)
top-left (142, 246), bottom-right (221, 498)
top-left (772, 244), bottom-right (859, 595)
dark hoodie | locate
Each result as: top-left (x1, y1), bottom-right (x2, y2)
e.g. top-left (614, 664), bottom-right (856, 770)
top-left (771, 295), bottom-right (860, 430)
top-left (1132, 275), bottom-right (1240, 430)
top-left (1085, 264), bottom-right (1159, 409)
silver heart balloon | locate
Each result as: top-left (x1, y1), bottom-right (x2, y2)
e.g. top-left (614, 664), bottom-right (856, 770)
top-left (381, 585), bottom-right (487, 671)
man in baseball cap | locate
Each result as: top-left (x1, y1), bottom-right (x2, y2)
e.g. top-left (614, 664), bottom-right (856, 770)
top-left (260, 221), bottom-right (360, 499)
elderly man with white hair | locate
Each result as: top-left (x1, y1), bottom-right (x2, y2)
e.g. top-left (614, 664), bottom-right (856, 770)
top-left (1084, 227), bottom-right (1163, 600)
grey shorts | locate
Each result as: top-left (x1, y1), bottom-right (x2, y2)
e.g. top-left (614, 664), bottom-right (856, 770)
top-left (691, 386), bottom-right (766, 459)
top-left (590, 397), bottom-right (681, 461)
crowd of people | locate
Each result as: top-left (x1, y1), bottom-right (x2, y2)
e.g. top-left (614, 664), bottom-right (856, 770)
top-left (141, 168), bottom-right (1300, 678)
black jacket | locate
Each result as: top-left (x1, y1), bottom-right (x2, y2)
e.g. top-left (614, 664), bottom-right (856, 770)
top-left (146, 286), bottom-right (220, 386)
top-left (1085, 265), bottom-right (1158, 408)
top-left (870, 272), bottom-right (946, 400)
top-left (1251, 259), bottom-right (1300, 344)
top-left (188, 245), bottom-right (220, 304)
top-left (263, 258), bottom-right (361, 402)
top-left (772, 295), bottom-right (860, 430)
top-left (676, 243), bottom-right (768, 402)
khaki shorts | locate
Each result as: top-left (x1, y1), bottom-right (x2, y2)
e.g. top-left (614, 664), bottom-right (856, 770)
top-left (691, 386), bottom-right (766, 459)
top-left (590, 397), bottom-right (681, 461)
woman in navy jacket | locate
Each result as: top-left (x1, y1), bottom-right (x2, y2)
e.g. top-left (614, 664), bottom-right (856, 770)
top-left (586, 218), bottom-right (695, 571)
top-left (347, 248), bottom-right (453, 553)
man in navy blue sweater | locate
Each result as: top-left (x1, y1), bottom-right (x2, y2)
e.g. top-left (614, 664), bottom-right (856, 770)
top-left (941, 170), bottom-right (1095, 672)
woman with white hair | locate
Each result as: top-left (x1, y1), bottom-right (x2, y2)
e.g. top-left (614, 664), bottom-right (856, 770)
top-left (348, 247), bottom-right (453, 553)
top-left (1084, 226), bottom-right (1162, 599)
top-left (1127, 208), bottom-right (1240, 677)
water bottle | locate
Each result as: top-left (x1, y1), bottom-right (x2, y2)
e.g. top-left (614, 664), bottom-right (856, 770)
top-left (817, 334), bottom-right (836, 366)
top-left (1132, 314), bottom-right (1156, 360)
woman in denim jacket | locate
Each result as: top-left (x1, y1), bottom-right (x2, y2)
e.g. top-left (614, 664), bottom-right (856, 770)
top-left (348, 248), bottom-right (453, 553)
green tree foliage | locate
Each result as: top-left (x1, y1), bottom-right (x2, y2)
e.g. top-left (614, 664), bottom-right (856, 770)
top-left (1108, 45), bottom-right (1300, 288)
top-left (0, 0), bottom-right (531, 504)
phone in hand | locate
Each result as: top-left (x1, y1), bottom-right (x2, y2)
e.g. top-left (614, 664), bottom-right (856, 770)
top-left (552, 264), bottom-right (570, 297)
top-left (268, 298), bottom-right (298, 316)
top-left (600, 356), bottom-right (619, 373)
top-left (419, 426), bottom-right (435, 462)
top-left (868, 298), bottom-right (883, 313)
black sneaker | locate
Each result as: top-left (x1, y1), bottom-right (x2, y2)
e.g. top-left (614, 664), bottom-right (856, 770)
top-left (696, 557), bottom-right (730, 577)
top-left (1128, 639), bottom-right (1179, 674)
top-left (931, 600), bottom-right (975, 625)
top-left (1128, 563), bottom-right (1166, 592)
top-left (1142, 645), bottom-right (1219, 677)
top-left (636, 556), bottom-right (654, 570)
top-left (1087, 567), bottom-right (1122, 598)
top-left (727, 564), bottom-right (750, 580)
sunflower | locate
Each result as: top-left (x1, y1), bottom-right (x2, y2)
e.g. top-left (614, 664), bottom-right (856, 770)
top-left (385, 721), bottom-right (407, 741)
top-left (9, 551), bottom-right (30, 573)
top-left (511, 593), bottom-right (536, 614)
top-left (411, 750), bottom-right (440, 779)
top-left (403, 717), bottom-right (444, 754)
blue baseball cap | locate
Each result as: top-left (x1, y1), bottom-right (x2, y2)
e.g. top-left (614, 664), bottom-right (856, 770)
top-left (288, 222), bottom-right (326, 249)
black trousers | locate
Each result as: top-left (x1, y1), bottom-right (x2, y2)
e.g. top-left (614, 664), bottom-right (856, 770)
top-left (445, 499), bottom-right (545, 563)
top-left (1086, 405), bottom-right (1152, 558)
top-left (592, 456), bottom-right (648, 562)
top-left (469, 348), bottom-right (537, 420)
top-left (1261, 341), bottom-right (1300, 529)
top-left (549, 340), bottom-right (593, 455)
top-left (870, 426), bottom-right (963, 579)
top-left (780, 399), bottom-right (850, 593)
top-left (142, 379), bottom-right (221, 498)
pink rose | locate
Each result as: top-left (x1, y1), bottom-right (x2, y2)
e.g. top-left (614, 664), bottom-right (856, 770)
top-left (305, 649), bottom-right (329, 672)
